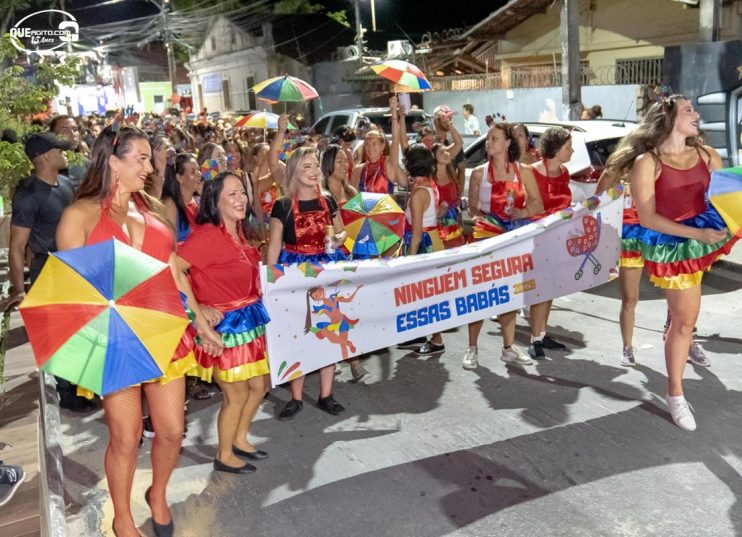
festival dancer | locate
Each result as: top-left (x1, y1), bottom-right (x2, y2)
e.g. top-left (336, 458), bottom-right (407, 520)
top-left (56, 126), bottom-right (223, 537)
top-left (250, 142), bottom-right (279, 228)
top-left (267, 115), bottom-right (348, 420)
top-left (351, 97), bottom-right (408, 193)
top-left (526, 127), bottom-right (574, 358)
top-left (609, 94), bottom-right (739, 430)
top-left (513, 123), bottom-right (540, 165)
top-left (176, 171), bottom-right (271, 474)
top-left (305, 285), bottom-right (362, 361)
top-left (432, 142), bottom-right (466, 248)
top-left (464, 122), bottom-right (544, 370)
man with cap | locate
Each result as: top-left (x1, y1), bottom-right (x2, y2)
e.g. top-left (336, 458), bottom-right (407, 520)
top-left (9, 133), bottom-right (94, 411)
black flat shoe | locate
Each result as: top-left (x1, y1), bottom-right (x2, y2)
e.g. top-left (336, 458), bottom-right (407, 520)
top-left (278, 399), bottom-right (303, 420)
top-left (233, 446), bottom-right (269, 460)
top-left (541, 335), bottom-right (567, 350)
top-left (145, 487), bottom-right (174, 537)
top-left (213, 457), bottom-right (257, 474)
top-left (318, 395), bottom-right (345, 415)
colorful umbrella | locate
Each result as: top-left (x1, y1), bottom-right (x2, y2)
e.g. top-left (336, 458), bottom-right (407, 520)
top-left (710, 166), bottom-right (742, 234)
top-left (201, 158), bottom-right (220, 181)
top-left (369, 60), bottom-right (432, 92)
top-left (233, 112), bottom-right (295, 130)
top-left (297, 262), bottom-right (324, 278)
top-left (19, 240), bottom-right (189, 396)
top-left (340, 192), bottom-right (405, 258)
top-left (252, 75), bottom-right (319, 103)
top-left (265, 264), bottom-right (286, 284)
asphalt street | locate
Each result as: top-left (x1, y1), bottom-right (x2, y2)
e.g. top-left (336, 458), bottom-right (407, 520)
top-left (61, 265), bottom-right (742, 537)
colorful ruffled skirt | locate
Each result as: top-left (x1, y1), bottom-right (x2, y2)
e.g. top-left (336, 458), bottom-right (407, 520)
top-left (278, 249), bottom-right (348, 264)
top-left (619, 222), bottom-right (645, 268)
top-left (402, 228), bottom-right (444, 255)
top-left (438, 206), bottom-right (465, 247)
top-left (630, 202), bottom-right (740, 289)
top-left (473, 214), bottom-right (530, 240)
top-left (193, 299), bottom-right (270, 383)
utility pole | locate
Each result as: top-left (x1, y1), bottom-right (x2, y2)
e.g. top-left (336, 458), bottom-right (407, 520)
top-left (161, 0), bottom-right (176, 99)
top-left (560, 0), bottom-right (581, 120)
top-left (353, 0), bottom-right (364, 59)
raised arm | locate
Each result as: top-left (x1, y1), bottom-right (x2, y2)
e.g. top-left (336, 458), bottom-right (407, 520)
top-left (445, 123), bottom-right (464, 163)
top-left (387, 96), bottom-right (409, 188)
top-left (268, 115), bottom-right (288, 188)
top-left (632, 152), bottom-right (726, 244)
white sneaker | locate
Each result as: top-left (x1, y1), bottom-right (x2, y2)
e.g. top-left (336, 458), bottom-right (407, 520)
top-left (462, 347), bottom-right (479, 370)
top-left (620, 347), bottom-right (636, 367)
top-left (500, 346), bottom-right (533, 365)
top-left (666, 394), bottom-right (696, 431)
top-left (688, 342), bottom-right (711, 367)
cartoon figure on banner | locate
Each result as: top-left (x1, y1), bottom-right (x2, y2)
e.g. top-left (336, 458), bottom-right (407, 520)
top-left (566, 213), bottom-right (602, 280)
top-left (304, 283), bottom-right (362, 360)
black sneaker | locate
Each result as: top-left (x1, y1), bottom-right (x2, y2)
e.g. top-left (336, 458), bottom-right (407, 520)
top-left (541, 335), bottom-right (566, 350)
top-left (0, 462), bottom-right (26, 507)
top-left (318, 395), bottom-right (345, 415)
top-left (414, 341), bottom-right (445, 356)
top-left (59, 393), bottom-right (97, 413)
top-left (278, 400), bottom-right (304, 420)
top-left (528, 341), bottom-right (545, 359)
top-left (397, 336), bottom-right (427, 349)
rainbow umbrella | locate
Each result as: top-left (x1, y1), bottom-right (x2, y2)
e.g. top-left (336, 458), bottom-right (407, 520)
top-left (252, 75), bottom-right (319, 103)
top-left (340, 192), bottom-right (404, 259)
top-left (201, 158), bottom-right (220, 181)
top-left (265, 264), bottom-right (286, 284)
top-left (369, 60), bottom-right (432, 92)
top-left (235, 112), bottom-right (295, 130)
top-left (710, 166), bottom-right (742, 234)
top-left (19, 240), bottom-right (189, 396)
top-left (297, 262), bottom-right (324, 278)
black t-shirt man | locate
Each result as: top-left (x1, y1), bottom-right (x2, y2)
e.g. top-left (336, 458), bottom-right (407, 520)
top-left (11, 174), bottom-right (75, 282)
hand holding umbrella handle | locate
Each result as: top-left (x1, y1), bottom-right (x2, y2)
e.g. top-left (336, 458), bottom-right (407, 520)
top-left (277, 114), bottom-right (290, 133)
top-left (389, 95), bottom-right (399, 119)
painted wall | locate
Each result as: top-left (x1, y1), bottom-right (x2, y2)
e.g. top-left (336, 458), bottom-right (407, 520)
top-left (139, 82), bottom-right (172, 114)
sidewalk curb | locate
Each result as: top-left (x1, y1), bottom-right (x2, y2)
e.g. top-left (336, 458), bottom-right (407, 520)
top-left (40, 372), bottom-right (67, 537)
top-left (717, 259), bottom-right (742, 274)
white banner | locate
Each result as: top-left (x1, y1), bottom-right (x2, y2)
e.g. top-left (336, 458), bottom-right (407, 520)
top-left (260, 188), bottom-right (624, 387)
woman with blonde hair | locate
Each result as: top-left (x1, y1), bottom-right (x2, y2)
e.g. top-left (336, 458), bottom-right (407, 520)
top-left (266, 115), bottom-right (348, 420)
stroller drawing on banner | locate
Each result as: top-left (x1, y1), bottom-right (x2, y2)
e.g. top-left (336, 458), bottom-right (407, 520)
top-left (566, 213), bottom-right (602, 280)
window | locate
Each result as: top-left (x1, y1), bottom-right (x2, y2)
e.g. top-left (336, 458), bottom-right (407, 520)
top-left (210, 36), bottom-right (216, 51)
top-left (246, 76), bottom-right (256, 110)
top-left (615, 58), bottom-right (663, 85)
top-left (222, 79), bottom-right (231, 110)
top-left (329, 114), bottom-right (351, 134)
top-left (313, 116), bottom-right (331, 135)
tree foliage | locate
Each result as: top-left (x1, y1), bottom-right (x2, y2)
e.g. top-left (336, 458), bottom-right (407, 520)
top-left (0, 33), bottom-right (81, 199)
top-left (273, 0), bottom-right (324, 15)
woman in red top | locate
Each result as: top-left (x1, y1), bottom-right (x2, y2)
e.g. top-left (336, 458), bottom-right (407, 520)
top-left (176, 171), bottom-right (270, 474)
top-left (56, 126), bottom-right (223, 537)
top-left (610, 94), bottom-right (739, 431)
top-left (163, 152), bottom-right (201, 244)
top-left (432, 142), bottom-right (465, 248)
top-left (351, 97), bottom-right (407, 194)
top-left (527, 127), bottom-right (574, 359)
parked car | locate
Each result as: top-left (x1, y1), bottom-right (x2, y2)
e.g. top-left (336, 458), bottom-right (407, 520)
top-left (312, 107), bottom-right (432, 141)
top-left (463, 120), bottom-right (637, 204)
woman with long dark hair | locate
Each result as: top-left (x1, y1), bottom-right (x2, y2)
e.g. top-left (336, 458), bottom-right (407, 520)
top-left (607, 95), bottom-right (739, 430)
top-left (162, 153), bottom-right (201, 244)
top-left (464, 123), bottom-right (543, 370)
top-left (56, 126), bottom-right (223, 537)
top-left (321, 144), bottom-right (357, 205)
top-left (431, 142), bottom-right (465, 248)
top-left (266, 115), bottom-right (348, 420)
top-left (175, 171), bottom-right (270, 473)
top-left (145, 134), bottom-right (174, 199)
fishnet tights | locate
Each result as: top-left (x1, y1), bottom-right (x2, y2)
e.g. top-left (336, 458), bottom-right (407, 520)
top-left (104, 378), bottom-right (185, 536)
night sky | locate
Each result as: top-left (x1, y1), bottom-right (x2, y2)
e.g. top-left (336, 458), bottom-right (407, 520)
top-left (53, 0), bottom-right (502, 48)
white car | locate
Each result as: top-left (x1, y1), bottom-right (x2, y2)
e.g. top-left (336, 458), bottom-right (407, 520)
top-left (463, 120), bottom-right (637, 204)
top-left (312, 107), bottom-right (432, 141)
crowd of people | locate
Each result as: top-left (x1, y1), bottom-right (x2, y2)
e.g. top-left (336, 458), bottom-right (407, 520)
top-left (4, 93), bottom-right (738, 535)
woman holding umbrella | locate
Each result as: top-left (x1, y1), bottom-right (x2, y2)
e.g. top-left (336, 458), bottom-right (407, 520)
top-left (56, 126), bottom-right (223, 537)
top-left (351, 96), bottom-right (408, 193)
top-left (266, 117), bottom-right (348, 419)
top-left (175, 171), bottom-right (271, 473)
top-left (608, 94), bottom-right (739, 431)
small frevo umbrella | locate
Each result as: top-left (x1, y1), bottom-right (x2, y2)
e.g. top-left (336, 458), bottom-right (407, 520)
top-left (340, 192), bottom-right (405, 259)
top-left (236, 111), bottom-right (295, 130)
top-left (709, 166), bottom-right (742, 235)
top-left (19, 239), bottom-right (189, 396)
top-left (252, 75), bottom-right (320, 103)
top-left (370, 60), bottom-right (432, 92)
